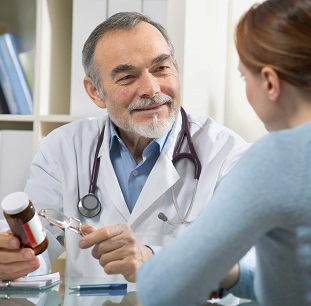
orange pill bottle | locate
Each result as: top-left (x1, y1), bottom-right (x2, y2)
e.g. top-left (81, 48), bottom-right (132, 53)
top-left (1, 192), bottom-right (48, 255)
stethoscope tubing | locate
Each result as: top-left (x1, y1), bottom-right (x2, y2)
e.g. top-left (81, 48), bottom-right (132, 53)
top-left (171, 179), bottom-right (199, 224)
top-left (160, 107), bottom-right (202, 226)
top-left (89, 127), bottom-right (105, 194)
top-left (172, 107), bottom-right (202, 180)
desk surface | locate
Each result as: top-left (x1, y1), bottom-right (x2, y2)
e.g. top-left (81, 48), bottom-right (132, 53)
top-left (0, 276), bottom-right (258, 306)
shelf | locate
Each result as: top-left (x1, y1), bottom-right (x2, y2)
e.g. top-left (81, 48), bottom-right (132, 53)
top-left (0, 114), bottom-right (85, 123)
top-left (0, 115), bottom-right (35, 122)
top-left (0, 0), bottom-right (75, 149)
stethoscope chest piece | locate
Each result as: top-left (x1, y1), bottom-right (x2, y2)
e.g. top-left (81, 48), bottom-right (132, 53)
top-left (78, 193), bottom-right (101, 218)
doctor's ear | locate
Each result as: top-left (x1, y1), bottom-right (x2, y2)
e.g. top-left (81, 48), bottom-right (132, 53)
top-left (261, 67), bottom-right (280, 102)
top-left (83, 76), bottom-right (107, 109)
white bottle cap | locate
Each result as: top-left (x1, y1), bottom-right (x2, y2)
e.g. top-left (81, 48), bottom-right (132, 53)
top-left (1, 192), bottom-right (29, 215)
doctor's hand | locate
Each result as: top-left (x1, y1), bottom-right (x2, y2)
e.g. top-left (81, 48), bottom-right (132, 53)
top-left (0, 231), bottom-right (40, 280)
top-left (78, 224), bottom-right (153, 282)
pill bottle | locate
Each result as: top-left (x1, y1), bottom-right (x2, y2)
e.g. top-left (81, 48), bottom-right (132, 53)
top-left (1, 191), bottom-right (48, 255)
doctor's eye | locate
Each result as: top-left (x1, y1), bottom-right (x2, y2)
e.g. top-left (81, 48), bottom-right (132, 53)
top-left (154, 65), bottom-right (171, 74)
top-left (117, 74), bottom-right (136, 85)
top-left (155, 66), bottom-right (169, 71)
top-left (121, 75), bottom-right (134, 80)
top-left (239, 74), bottom-right (246, 82)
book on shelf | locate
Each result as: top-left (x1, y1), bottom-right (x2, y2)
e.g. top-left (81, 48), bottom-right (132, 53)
top-left (19, 49), bottom-right (34, 92)
top-left (0, 32), bottom-right (33, 114)
top-left (0, 82), bottom-right (9, 114)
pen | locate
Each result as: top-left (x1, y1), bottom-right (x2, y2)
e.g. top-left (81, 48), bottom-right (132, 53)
top-left (69, 289), bottom-right (128, 297)
top-left (69, 283), bottom-right (127, 291)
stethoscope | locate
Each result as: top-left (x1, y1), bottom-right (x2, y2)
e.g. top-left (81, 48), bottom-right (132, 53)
top-left (77, 107), bottom-right (202, 224)
top-left (77, 126), bottom-right (105, 218)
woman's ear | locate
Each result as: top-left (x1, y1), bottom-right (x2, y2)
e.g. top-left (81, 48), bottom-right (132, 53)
top-left (261, 67), bottom-right (281, 102)
top-left (83, 76), bottom-right (106, 109)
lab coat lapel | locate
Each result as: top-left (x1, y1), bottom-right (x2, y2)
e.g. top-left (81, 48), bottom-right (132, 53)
top-left (128, 111), bottom-right (183, 224)
top-left (98, 123), bottom-right (131, 221)
top-left (128, 153), bottom-right (179, 224)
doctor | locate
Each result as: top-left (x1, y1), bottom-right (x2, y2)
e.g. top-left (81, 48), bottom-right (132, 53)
top-left (0, 12), bottom-right (249, 283)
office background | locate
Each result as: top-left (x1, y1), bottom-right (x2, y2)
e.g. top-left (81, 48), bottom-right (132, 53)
top-left (0, 0), bottom-right (265, 207)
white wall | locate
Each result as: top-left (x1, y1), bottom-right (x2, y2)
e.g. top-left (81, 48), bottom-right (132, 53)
top-left (168, 0), bottom-right (229, 124)
top-left (167, 0), bottom-right (267, 142)
top-left (224, 0), bottom-right (267, 142)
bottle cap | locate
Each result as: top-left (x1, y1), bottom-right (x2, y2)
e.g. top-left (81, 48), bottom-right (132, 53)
top-left (1, 192), bottom-right (29, 214)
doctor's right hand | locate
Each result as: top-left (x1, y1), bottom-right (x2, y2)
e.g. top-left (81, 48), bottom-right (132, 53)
top-left (79, 224), bottom-right (153, 282)
top-left (0, 231), bottom-right (40, 280)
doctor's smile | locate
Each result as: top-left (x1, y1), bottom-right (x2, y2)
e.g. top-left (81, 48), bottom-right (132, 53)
top-left (131, 103), bottom-right (166, 113)
top-left (130, 106), bottom-right (171, 123)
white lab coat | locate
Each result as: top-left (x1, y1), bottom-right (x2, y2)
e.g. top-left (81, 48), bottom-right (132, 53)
top-left (23, 110), bottom-right (249, 279)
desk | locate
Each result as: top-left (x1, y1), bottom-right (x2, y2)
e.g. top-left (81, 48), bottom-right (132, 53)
top-left (0, 276), bottom-right (258, 306)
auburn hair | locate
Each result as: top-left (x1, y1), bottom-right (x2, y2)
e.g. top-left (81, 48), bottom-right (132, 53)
top-left (235, 0), bottom-right (311, 92)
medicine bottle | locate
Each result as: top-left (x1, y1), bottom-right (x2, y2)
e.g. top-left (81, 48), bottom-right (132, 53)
top-left (1, 191), bottom-right (48, 255)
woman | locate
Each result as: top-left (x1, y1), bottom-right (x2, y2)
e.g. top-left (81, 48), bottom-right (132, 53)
top-left (136, 0), bottom-right (311, 305)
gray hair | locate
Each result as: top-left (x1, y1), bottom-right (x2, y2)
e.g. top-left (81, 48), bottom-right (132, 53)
top-left (82, 12), bottom-right (175, 94)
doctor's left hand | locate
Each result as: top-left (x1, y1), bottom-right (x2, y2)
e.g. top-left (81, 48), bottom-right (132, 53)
top-left (78, 224), bottom-right (153, 282)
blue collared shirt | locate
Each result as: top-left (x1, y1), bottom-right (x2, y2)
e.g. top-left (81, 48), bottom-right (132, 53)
top-left (109, 122), bottom-right (168, 213)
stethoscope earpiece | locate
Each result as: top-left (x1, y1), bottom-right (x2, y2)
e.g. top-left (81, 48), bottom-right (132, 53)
top-left (78, 193), bottom-right (101, 218)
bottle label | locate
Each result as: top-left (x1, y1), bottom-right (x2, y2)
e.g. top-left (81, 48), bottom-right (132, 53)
top-left (22, 213), bottom-right (46, 248)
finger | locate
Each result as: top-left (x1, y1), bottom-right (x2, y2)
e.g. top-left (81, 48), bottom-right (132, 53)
top-left (102, 259), bottom-right (138, 282)
top-left (0, 232), bottom-right (21, 250)
top-left (91, 233), bottom-right (132, 258)
top-left (95, 239), bottom-right (140, 270)
top-left (0, 248), bottom-right (36, 264)
top-left (95, 249), bottom-right (122, 265)
top-left (0, 263), bottom-right (40, 281)
top-left (0, 256), bottom-right (40, 280)
top-left (79, 224), bottom-right (126, 249)
top-left (80, 224), bottom-right (97, 235)
top-left (78, 227), bottom-right (110, 249)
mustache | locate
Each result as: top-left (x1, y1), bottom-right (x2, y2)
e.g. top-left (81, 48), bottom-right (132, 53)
top-left (128, 94), bottom-right (173, 112)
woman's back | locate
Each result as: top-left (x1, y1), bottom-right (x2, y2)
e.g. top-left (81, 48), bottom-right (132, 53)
top-left (137, 122), bottom-right (311, 306)
top-left (251, 122), bottom-right (311, 305)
